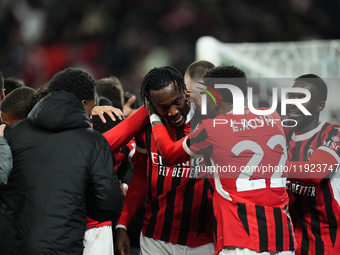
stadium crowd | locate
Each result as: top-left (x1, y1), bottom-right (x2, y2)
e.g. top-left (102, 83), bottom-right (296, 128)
top-left (1, 0), bottom-right (340, 94)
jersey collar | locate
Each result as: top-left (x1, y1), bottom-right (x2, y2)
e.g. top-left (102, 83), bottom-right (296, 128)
top-left (292, 121), bottom-right (325, 142)
top-left (185, 102), bottom-right (196, 124)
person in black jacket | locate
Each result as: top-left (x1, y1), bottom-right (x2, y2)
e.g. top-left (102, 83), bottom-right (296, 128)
top-left (0, 68), bottom-right (122, 255)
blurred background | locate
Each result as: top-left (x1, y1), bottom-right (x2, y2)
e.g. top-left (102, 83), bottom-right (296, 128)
top-left (1, 0), bottom-right (340, 98)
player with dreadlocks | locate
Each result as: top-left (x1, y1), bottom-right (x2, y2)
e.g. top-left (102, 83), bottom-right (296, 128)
top-left (115, 66), bottom-right (214, 255)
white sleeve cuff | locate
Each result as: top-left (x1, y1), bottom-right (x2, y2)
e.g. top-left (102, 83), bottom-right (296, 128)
top-left (115, 224), bottom-right (127, 230)
top-left (150, 114), bottom-right (161, 124)
top-left (182, 136), bottom-right (202, 157)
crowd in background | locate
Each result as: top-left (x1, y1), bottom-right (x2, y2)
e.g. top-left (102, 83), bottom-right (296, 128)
top-left (1, 0), bottom-right (340, 97)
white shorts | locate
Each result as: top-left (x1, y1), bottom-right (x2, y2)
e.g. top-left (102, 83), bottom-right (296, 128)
top-left (139, 232), bottom-right (214, 255)
top-left (218, 247), bottom-right (294, 255)
top-left (83, 225), bottom-right (113, 255)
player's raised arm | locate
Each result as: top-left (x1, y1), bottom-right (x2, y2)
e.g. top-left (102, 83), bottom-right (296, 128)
top-left (145, 97), bottom-right (190, 166)
top-left (103, 106), bottom-right (149, 153)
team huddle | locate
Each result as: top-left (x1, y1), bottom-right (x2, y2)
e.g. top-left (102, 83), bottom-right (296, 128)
top-left (0, 61), bottom-right (339, 255)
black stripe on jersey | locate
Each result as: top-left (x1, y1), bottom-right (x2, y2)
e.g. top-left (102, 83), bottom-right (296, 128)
top-left (178, 178), bottom-right (196, 245)
top-left (291, 141), bottom-right (302, 161)
top-left (285, 204), bottom-right (295, 251)
top-left (160, 127), bottom-right (185, 242)
top-left (189, 128), bottom-right (213, 155)
top-left (237, 203), bottom-right (249, 236)
top-left (145, 124), bottom-right (153, 203)
top-left (326, 124), bottom-right (338, 143)
top-left (321, 179), bottom-right (337, 246)
top-left (286, 129), bottom-right (294, 144)
top-left (255, 205), bottom-right (268, 252)
top-left (303, 133), bottom-right (319, 161)
top-left (294, 193), bottom-right (309, 255)
top-left (325, 124), bottom-right (340, 161)
top-left (273, 207), bottom-right (283, 251)
top-left (176, 126), bottom-right (193, 245)
top-left (316, 123), bottom-right (330, 148)
top-left (144, 124), bottom-right (158, 237)
top-left (307, 192), bottom-right (324, 254)
top-left (196, 179), bottom-right (211, 238)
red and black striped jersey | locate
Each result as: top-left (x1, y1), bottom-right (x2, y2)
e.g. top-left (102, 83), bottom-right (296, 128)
top-left (287, 121), bottom-right (340, 255)
top-left (113, 138), bottom-right (135, 171)
top-left (119, 107), bottom-right (213, 247)
top-left (186, 108), bottom-right (295, 254)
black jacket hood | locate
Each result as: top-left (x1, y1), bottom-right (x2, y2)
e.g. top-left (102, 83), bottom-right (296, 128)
top-left (27, 91), bottom-right (91, 131)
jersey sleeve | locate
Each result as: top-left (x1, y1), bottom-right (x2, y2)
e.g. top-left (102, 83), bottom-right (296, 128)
top-left (288, 148), bottom-right (339, 183)
top-left (117, 136), bottom-right (148, 227)
top-left (152, 124), bottom-right (190, 166)
top-left (316, 124), bottom-right (340, 164)
top-left (103, 107), bottom-right (149, 154)
top-left (186, 121), bottom-right (212, 156)
top-left (151, 122), bottom-right (211, 166)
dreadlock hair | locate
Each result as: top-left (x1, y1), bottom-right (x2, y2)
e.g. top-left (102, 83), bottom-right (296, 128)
top-left (140, 66), bottom-right (186, 106)
top-left (203, 65), bottom-right (248, 104)
top-left (295, 74), bottom-right (327, 102)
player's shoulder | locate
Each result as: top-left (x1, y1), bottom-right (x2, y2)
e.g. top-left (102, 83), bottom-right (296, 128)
top-left (326, 121), bottom-right (340, 129)
top-left (321, 122), bottom-right (340, 134)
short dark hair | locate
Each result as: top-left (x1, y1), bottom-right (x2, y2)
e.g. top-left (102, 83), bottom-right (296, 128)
top-left (95, 76), bottom-right (124, 109)
top-left (49, 68), bottom-right (95, 101)
top-left (141, 66), bottom-right (186, 106)
top-left (4, 77), bottom-right (25, 96)
top-left (295, 74), bottom-right (327, 102)
top-left (92, 113), bottom-right (122, 134)
top-left (0, 87), bottom-right (37, 120)
top-left (203, 65), bottom-right (248, 104)
top-left (0, 71), bottom-right (4, 91)
top-left (185, 60), bottom-right (215, 80)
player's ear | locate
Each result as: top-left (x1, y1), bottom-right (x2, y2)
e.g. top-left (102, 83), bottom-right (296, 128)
top-left (184, 89), bottom-right (190, 102)
top-left (316, 101), bottom-right (325, 112)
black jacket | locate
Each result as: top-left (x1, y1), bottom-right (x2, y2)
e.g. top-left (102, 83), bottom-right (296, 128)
top-left (0, 91), bottom-right (121, 255)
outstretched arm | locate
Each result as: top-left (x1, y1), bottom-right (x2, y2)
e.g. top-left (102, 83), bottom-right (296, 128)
top-left (104, 107), bottom-right (149, 153)
top-left (152, 124), bottom-right (190, 166)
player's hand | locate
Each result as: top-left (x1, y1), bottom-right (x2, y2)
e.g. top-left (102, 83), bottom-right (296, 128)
top-left (115, 228), bottom-right (131, 255)
top-left (145, 97), bottom-right (157, 116)
top-left (120, 183), bottom-right (129, 205)
top-left (123, 95), bottom-right (137, 116)
top-left (188, 90), bottom-right (202, 110)
top-left (92, 106), bottom-right (123, 123)
top-left (0, 124), bottom-right (6, 137)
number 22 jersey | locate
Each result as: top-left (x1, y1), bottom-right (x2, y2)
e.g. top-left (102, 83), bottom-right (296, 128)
top-left (186, 108), bottom-right (296, 254)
